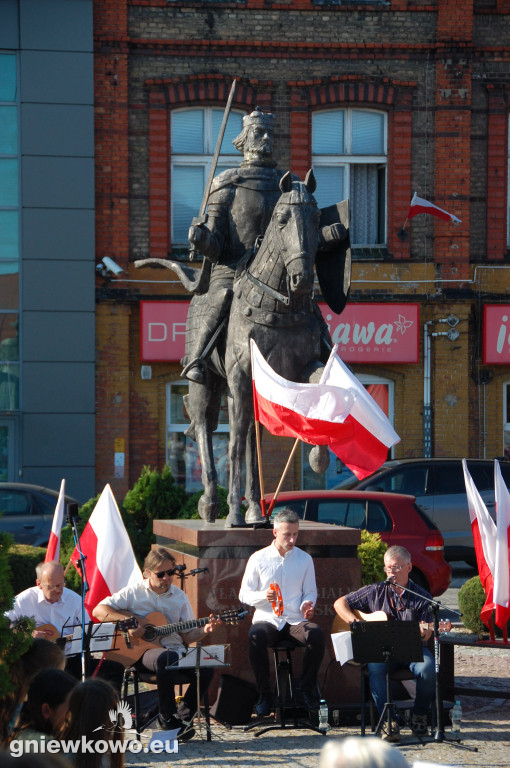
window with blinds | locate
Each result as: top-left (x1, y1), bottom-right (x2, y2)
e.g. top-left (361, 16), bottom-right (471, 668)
top-left (312, 108), bottom-right (387, 249)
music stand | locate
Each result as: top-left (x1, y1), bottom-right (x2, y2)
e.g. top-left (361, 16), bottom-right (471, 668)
top-left (351, 620), bottom-right (423, 741)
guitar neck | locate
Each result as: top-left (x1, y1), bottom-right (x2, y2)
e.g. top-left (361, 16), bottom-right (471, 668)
top-left (154, 616), bottom-right (210, 638)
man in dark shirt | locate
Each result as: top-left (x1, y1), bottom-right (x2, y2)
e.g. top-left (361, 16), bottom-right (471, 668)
top-left (334, 545), bottom-right (435, 741)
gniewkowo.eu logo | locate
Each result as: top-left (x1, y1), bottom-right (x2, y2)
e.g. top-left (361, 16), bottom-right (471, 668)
top-left (10, 701), bottom-right (178, 758)
top-left (10, 735), bottom-right (178, 758)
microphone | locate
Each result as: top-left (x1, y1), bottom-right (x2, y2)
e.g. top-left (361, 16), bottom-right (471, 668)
top-left (384, 576), bottom-right (395, 585)
top-left (190, 567), bottom-right (209, 576)
top-left (172, 565), bottom-right (186, 574)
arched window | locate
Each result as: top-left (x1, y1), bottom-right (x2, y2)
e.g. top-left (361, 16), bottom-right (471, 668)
top-left (171, 108), bottom-right (244, 245)
top-left (312, 108), bottom-right (387, 247)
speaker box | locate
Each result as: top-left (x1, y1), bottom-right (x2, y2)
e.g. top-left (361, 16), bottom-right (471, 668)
top-left (209, 673), bottom-right (258, 725)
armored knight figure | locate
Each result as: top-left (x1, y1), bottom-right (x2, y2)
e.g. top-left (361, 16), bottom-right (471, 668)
top-left (183, 108), bottom-right (349, 384)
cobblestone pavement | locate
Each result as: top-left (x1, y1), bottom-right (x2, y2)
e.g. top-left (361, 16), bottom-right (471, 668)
top-left (125, 643), bottom-right (510, 768)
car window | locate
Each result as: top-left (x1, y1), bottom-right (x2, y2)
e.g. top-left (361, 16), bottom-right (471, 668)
top-left (364, 467), bottom-right (428, 496)
top-left (316, 500), bottom-right (366, 528)
top-left (499, 463), bottom-right (510, 487)
top-left (0, 491), bottom-right (32, 516)
top-left (270, 500), bottom-right (306, 519)
top-left (433, 464), bottom-right (465, 494)
top-left (366, 501), bottom-right (392, 532)
top-left (467, 463), bottom-right (493, 491)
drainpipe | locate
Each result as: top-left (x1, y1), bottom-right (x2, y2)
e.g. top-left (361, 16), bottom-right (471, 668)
top-left (423, 322), bottom-right (432, 458)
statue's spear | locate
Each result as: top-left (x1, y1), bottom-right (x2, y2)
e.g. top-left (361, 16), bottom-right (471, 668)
top-left (189, 79), bottom-right (237, 261)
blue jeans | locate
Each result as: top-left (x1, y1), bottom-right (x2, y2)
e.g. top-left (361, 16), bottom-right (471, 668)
top-left (367, 646), bottom-right (435, 716)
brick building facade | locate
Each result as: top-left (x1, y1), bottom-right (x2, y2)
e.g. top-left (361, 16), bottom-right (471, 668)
top-left (93, 0), bottom-right (510, 502)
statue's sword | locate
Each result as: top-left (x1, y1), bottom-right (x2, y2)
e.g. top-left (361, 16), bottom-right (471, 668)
top-left (189, 79), bottom-right (237, 261)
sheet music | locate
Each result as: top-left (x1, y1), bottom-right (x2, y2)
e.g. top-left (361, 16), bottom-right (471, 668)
top-left (331, 631), bottom-right (354, 665)
top-left (63, 622), bottom-right (118, 656)
top-left (178, 644), bottom-right (227, 667)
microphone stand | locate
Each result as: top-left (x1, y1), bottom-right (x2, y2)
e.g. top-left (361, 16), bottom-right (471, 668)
top-left (67, 502), bottom-right (90, 682)
top-left (391, 577), bottom-right (477, 752)
top-left (173, 565), bottom-right (210, 591)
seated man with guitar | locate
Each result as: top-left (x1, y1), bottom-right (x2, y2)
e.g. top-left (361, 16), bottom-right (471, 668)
top-left (92, 546), bottom-right (220, 740)
top-left (333, 545), bottom-right (435, 741)
top-left (5, 560), bottom-right (124, 691)
top-left (239, 508), bottom-right (325, 717)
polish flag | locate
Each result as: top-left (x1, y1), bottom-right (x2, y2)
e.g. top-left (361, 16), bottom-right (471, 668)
top-left (70, 484), bottom-right (142, 617)
top-left (407, 192), bottom-right (462, 224)
top-left (251, 341), bottom-right (400, 480)
top-left (462, 459), bottom-right (496, 627)
top-left (494, 462), bottom-right (510, 631)
top-left (45, 478), bottom-right (66, 563)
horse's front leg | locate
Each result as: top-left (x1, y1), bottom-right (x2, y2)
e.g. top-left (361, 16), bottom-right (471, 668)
top-left (225, 372), bottom-right (252, 528)
top-left (244, 418), bottom-right (262, 524)
top-left (185, 384), bottom-right (220, 523)
top-left (304, 361), bottom-right (331, 474)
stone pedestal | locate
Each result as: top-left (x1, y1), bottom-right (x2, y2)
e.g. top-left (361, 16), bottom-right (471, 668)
top-left (153, 519), bottom-right (363, 709)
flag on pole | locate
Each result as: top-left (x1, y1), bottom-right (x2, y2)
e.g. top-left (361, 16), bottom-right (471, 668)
top-left (250, 341), bottom-right (400, 480)
top-left (494, 462), bottom-right (510, 630)
top-left (407, 192), bottom-right (462, 224)
top-left (462, 459), bottom-right (496, 627)
top-left (70, 484), bottom-right (142, 617)
top-left (45, 478), bottom-right (66, 563)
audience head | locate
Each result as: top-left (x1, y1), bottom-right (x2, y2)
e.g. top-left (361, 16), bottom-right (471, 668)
top-left (16, 669), bottom-right (77, 736)
top-left (319, 736), bottom-right (411, 768)
top-left (60, 679), bottom-right (123, 768)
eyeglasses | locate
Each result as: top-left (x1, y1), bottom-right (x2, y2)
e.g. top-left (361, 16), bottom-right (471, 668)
top-left (384, 564), bottom-right (406, 573)
top-left (154, 568), bottom-right (175, 579)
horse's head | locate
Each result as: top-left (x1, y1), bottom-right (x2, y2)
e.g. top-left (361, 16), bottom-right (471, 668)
top-left (274, 169), bottom-right (320, 295)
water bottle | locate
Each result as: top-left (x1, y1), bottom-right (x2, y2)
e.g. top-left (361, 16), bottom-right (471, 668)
top-left (450, 700), bottom-right (462, 734)
top-left (319, 699), bottom-right (330, 731)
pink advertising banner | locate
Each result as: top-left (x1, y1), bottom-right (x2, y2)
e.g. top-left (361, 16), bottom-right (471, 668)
top-left (319, 302), bottom-right (419, 363)
top-left (483, 305), bottom-right (510, 364)
top-left (140, 301), bottom-right (420, 364)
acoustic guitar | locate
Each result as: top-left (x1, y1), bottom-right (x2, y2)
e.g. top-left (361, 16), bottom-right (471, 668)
top-left (106, 607), bottom-right (248, 666)
top-left (332, 610), bottom-right (451, 635)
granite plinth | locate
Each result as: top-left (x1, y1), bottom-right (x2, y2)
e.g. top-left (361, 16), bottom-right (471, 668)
top-left (153, 519), bottom-right (362, 708)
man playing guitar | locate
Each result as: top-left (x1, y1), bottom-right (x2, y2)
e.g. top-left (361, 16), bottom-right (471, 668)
top-left (333, 545), bottom-right (435, 741)
top-left (92, 546), bottom-right (220, 741)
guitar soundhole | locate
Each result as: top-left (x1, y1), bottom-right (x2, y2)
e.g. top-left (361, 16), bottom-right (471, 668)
top-left (142, 625), bottom-right (157, 642)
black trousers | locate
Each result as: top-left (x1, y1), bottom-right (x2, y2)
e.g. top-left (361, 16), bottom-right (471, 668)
top-left (65, 654), bottom-right (125, 693)
top-left (248, 621), bottom-right (325, 696)
top-left (140, 648), bottom-right (214, 722)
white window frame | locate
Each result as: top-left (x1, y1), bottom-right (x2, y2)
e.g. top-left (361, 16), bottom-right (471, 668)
top-left (166, 380), bottom-right (230, 492)
top-left (170, 107), bottom-right (243, 245)
top-left (312, 107), bottom-right (388, 248)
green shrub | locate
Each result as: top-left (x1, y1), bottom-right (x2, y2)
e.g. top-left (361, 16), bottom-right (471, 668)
top-left (179, 486), bottom-right (229, 519)
top-left (458, 575), bottom-right (486, 634)
top-left (0, 532), bottom-right (34, 696)
top-left (7, 545), bottom-right (47, 595)
top-left (358, 530), bottom-right (387, 585)
top-left (123, 465), bottom-right (188, 559)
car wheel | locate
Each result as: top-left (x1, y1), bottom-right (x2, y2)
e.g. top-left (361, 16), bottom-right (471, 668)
top-left (410, 568), bottom-right (429, 592)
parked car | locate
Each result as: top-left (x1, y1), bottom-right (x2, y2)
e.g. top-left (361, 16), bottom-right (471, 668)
top-left (264, 489), bottom-right (451, 596)
top-left (0, 483), bottom-right (79, 547)
top-left (336, 458), bottom-right (510, 567)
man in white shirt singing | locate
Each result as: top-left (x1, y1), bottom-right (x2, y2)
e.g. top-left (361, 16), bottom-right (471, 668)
top-left (239, 508), bottom-right (325, 717)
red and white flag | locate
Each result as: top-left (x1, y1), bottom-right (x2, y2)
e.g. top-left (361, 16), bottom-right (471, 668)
top-left (45, 478), bottom-right (66, 563)
top-left (494, 462), bottom-right (510, 630)
top-left (462, 459), bottom-right (496, 627)
top-left (70, 484), bottom-right (142, 617)
top-left (407, 192), bottom-right (462, 224)
top-left (251, 341), bottom-right (400, 480)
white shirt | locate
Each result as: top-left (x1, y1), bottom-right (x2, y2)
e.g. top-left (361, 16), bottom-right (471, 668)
top-left (239, 541), bottom-right (318, 629)
top-left (5, 586), bottom-right (88, 655)
top-left (99, 579), bottom-right (195, 655)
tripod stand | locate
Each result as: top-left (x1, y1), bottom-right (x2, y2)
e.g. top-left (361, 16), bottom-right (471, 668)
top-left (396, 580), bottom-right (478, 753)
top-left (351, 620), bottom-right (423, 741)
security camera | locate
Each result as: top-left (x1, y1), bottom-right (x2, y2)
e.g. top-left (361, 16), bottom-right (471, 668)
top-left (96, 256), bottom-right (124, 277)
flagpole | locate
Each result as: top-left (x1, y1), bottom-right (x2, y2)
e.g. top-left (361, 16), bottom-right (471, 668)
top-left (254, 418), bottom-right (268, 518)
top-left (267, 438), bottom-right (300, 517)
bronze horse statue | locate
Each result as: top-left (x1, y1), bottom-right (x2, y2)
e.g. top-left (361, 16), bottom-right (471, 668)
top-left (136, 170), bottom-right (349, 527)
